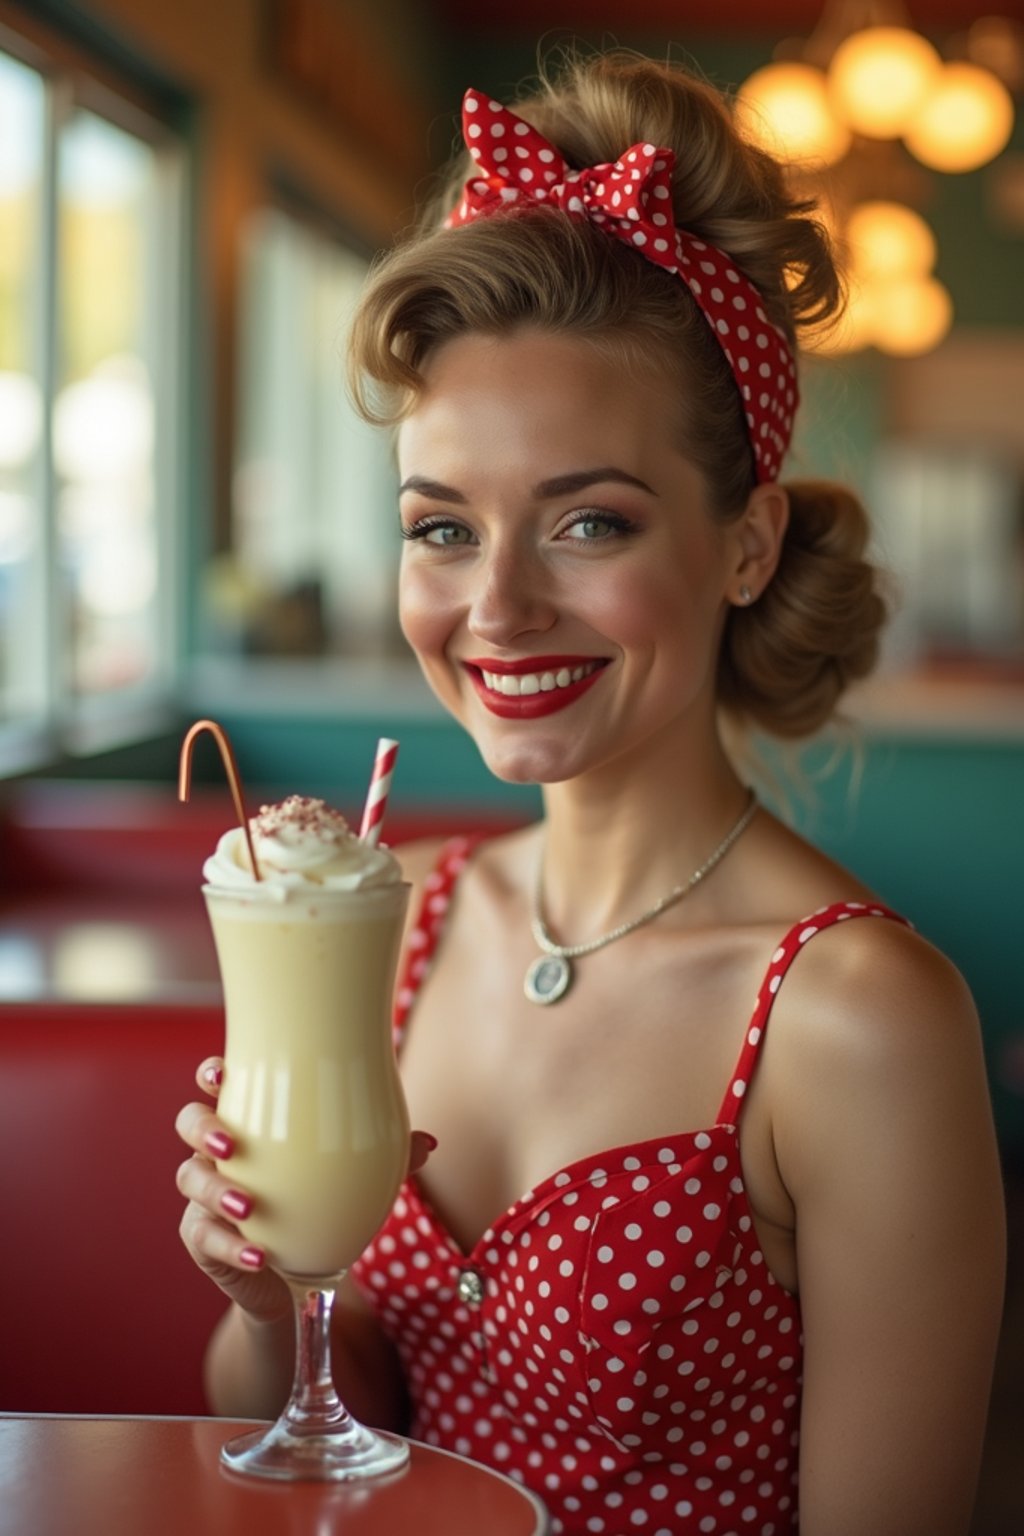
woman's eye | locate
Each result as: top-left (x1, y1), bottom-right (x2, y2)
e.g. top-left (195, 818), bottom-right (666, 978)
top-left (561, 512), bottom-right (632, 542)
top-left (426, 523), bottom-right (472, 547)
top-left (402, 519), bottom-right (474, 546)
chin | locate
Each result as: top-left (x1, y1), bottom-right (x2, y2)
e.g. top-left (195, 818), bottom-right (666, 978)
top-left (476, 739), bottom-right (585, 786)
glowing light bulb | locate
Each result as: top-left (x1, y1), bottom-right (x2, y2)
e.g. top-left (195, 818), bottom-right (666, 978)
top-left (845, 202), bottom-right (937, 281)
top-left (904, 62), bottom-right (1014, 173)
top-left (871, 275), bottom-right (953, 356)
top-left (736, 62), bottom-right (851, 167)
top-left (829, 26), bottom-right (941, 138)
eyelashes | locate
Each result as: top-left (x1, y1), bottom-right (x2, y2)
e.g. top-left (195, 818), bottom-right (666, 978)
top-left (561, 510), bottom-right (636, 540)
top-left (400, 509), bottom-right (639, 545)
top-left (400, 515), bottom-right (469, 543)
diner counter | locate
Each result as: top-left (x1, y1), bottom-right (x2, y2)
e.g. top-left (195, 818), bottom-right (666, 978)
top-left (0, 1415), bottom-right (549, 1536)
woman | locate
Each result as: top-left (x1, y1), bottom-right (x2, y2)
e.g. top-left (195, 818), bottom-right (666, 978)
top-left (176, 51), bottom-right (1005, 1535)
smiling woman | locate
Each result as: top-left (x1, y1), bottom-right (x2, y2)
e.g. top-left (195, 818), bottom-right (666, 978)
top-left (176, 47), bottom-right (1006, 1536)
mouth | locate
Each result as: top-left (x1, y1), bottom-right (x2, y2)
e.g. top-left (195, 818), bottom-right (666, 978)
top-left (462, 655), bottom-right (610, 718)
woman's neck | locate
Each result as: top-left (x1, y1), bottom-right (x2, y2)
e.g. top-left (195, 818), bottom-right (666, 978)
top-left (535, 727), bottom-right (751, 943)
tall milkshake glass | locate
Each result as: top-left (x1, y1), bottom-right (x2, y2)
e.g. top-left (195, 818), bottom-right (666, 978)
top-left (202, 797), bottom-right (411, 1482)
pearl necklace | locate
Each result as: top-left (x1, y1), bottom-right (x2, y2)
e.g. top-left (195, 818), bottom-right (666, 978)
top-left (524, 792), bottom-right (759, 1005)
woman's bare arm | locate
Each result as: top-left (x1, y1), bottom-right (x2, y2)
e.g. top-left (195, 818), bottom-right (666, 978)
top-left (772, 920), bottom-right (1005, 1536)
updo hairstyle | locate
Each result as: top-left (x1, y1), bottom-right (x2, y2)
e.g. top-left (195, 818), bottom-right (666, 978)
top-left (348, 50), bottom-right (886, 740)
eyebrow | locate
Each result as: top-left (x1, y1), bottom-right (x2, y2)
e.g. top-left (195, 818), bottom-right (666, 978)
top-left (398, 467), bottom-right (656, 502)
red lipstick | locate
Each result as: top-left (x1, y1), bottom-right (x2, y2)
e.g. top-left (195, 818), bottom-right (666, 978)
top-left (462, 656), bottom-right (609, 719)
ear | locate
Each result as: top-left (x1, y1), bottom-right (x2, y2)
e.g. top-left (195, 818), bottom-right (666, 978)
top-left (725, 482), bottom-right (789, 607)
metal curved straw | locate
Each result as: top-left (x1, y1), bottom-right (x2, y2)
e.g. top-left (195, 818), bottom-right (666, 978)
top-left (178, 717), bottom-right (261, 880)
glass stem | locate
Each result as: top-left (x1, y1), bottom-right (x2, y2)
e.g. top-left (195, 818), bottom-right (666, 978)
top-left (281, 1274), bottom-right (351, 1432)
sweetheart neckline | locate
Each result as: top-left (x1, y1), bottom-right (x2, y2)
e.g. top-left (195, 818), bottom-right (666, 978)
top-left (406, 1119), bottom-right (741, 1263)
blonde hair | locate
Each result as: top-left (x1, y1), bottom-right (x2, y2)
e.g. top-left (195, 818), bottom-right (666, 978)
top-left (348, 49), bottom-right (886, 739)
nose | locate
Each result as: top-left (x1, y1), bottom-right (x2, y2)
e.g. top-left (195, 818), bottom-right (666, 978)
top-left (466, 541), bottom-right (558, 648)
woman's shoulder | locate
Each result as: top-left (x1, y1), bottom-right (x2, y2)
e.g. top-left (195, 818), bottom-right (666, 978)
top-left (764, 899), bottom-right (979, 1121)
top-left (739, 811), bottom-right (978, 1070)
top-left (785, 903), bottom-right (966, 1009)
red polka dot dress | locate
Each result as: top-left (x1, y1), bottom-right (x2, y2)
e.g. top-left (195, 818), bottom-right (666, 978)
top-left (352, 838), bottom-right (908, 1536)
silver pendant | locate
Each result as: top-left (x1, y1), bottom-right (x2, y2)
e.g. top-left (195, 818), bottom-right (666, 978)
top-left (524, 953), bottom-right (572, 1005)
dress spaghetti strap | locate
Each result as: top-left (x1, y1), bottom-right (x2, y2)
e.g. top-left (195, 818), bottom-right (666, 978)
top-left (714, 898), bottom-right (912, 1127)
top-left (393, 836), bottom-right (477, 1050)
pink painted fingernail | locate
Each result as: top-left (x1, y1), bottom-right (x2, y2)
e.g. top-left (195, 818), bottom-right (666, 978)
top-left (203, 1064), bottom-right (223, 1089)
top-left (240, 1247), bottom-right (265, 1269)
top-left (221, 1189), bottom-right (253, 1220)
top-left (423, 1133), bottom-right (439, 1151)
top-left (205, 1130), bottom-right (233, 1159)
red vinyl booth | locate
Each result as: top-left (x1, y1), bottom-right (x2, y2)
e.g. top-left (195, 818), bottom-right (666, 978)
top-left (0, 785), bottom-right (520, 1415)
top-left (0, 1000), bottom-right (226, 1414)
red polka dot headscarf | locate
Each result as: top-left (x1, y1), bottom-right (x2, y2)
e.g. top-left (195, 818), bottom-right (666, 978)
top-left (445, 89), bottom-right (799, 485)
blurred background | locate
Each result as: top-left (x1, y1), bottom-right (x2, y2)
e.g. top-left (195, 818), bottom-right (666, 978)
top-left (1, 0), bottom-right (1022, 770)
top-left (0, 2), bottom-right (1022, 1521)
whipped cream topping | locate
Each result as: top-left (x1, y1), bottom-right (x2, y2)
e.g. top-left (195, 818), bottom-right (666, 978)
top-left (203, 795), bottom-right (401, 899)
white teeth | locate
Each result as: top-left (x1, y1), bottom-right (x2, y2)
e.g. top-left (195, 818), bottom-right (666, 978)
top-left (481, 662), bottom-right (601, 696)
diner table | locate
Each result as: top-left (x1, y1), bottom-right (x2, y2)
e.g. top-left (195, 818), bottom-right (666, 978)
top-left (0, 1414), bottom-right (550, 1536)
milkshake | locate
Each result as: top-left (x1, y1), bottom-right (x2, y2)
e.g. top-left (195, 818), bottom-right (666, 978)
top-left (203, 795), bottom-right (410, 1280)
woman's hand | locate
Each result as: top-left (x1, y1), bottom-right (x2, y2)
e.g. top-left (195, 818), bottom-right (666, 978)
top-left (175, 1056), bottom-right (436, 1324)
top-left (175, 1059), bottom-right (287, 1323)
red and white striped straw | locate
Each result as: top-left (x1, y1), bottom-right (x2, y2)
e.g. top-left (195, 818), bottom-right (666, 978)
top-left (359, 737), bottom-right (398, 846)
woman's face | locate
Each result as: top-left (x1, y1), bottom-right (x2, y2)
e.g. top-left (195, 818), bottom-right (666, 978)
top-left (396, 328), bottom-right (741, 786)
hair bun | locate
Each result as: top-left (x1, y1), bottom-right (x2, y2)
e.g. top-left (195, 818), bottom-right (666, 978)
top-left (719, 480), bottom-right (887, 737)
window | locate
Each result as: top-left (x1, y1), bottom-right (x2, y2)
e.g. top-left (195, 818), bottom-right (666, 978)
top-left (0, 51), bottom-right (47, 744)
top-left (0, 40), bottom-right (185, 773)
top-left (203, 206), bottom-right (402, 666)
top-left (872, 440), bottom-right (1023, 669)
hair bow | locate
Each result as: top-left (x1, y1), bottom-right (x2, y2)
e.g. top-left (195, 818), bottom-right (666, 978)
top-left (445, 89), bottom-right (798, 485)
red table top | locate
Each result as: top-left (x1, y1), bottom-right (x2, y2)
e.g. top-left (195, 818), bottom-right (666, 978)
top-left (0, 1416), bottom-right (549, 1536)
